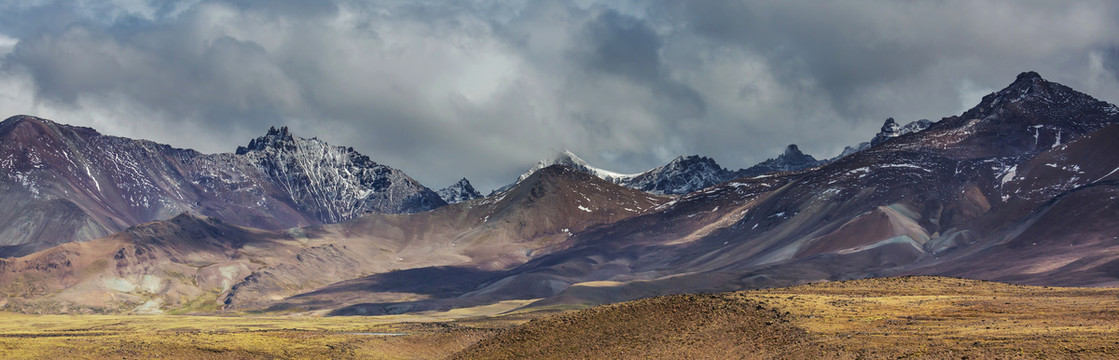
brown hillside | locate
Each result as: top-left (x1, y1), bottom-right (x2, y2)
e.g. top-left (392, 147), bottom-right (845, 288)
top-left (453, 293), bottom-right (822, 359)
top-left (457, 276), bottom-right (1119, 359)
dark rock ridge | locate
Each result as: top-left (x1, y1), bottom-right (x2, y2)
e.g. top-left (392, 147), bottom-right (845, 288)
top-left (0, 118), bottom-right (444, 256)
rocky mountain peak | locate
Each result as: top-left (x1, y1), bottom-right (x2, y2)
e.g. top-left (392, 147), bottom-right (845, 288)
top-left (879, 118), bottom-right (900, 135)
top-left (234, 127), bottom-right (445, 222)
top-left (437, 178), bottom-right (484, 204)
top-left (622, 155), bottom-right (732, 195)
top-left (966, 71), bottom-right (1119, 121)
top-left (737, 144), bottom-right (824, 178)
top-left (783, 144), bottom-right (806, 158)
top-left (1012, 70), bottom-right (1042, 86)
top-left (666, 155), bottom-right (722, 171)
top-left (236, 125), bottom-right (301, 155)
top-left (870, 118), bottom-right (933, 147)
top-left (267, 125), bottom-right (292, 137)
top-left (777, 144), bottom-right (817, 165)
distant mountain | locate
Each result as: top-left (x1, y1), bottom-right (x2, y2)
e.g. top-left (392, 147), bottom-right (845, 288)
top-left (437, 178), bottom-right (483, 204)
top-left (835, 117), bottom-right (935, 159)
top-left (621, 155), bottom-right (735, 195)
top-left (502, 146), bottom-right (826, 196)
top-left (0, 119), bottom-right (444, 257)
top-left (735, 144), bottom-right (826, 178)
top-left (871, 118), bottom-right (934, 146)
top-left (234, 126), bottom-right (445, 223)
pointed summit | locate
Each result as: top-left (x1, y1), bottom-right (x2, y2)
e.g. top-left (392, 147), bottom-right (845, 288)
top-left (879, 118), bottom-right (899, 134)
top-left (737, 144), bottom-right (825, 177)
top-left (506, 149), bottom-right (639, 189)
top-left (904, 71), bottom-right (1119, 157)
top-left (1015, 70), bottom-right (1042, 82)
top-left (437, 178), bottom-right (484, 204)
top-left (869, 117), bottom-right (932, 147)
top-left (237, 126), bottom-right (299, 155)
top-left (965, 71), bottom-right (1118, 121)
top-left (783, 144), bottom-right (805, 158)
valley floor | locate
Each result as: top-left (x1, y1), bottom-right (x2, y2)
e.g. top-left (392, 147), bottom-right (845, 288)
top-left (3, 277), bottom-right (1118, 359)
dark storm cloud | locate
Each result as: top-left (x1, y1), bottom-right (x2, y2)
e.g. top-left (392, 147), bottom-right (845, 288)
top-left (1, 0), bottom-right (1118, 192)
top-left (577, 9), bottom-right (705, 121)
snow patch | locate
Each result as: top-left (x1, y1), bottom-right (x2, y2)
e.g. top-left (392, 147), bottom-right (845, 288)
top-left (1000, 165), bottom-right (1018, 186)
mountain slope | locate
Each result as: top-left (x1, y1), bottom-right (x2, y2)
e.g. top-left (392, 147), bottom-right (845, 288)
top-left (0, 213), bottom-right (300, 313)
top-left (0, 118), bottom-right (444, 257)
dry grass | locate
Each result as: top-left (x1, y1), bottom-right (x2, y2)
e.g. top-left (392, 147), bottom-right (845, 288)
top-left (457, 276), bottom-right (1119, 359)
top-left (454, 293), bottom-right (824, 359)
top-left (0, 311), bottom-right (534, 359)
top-left (4, 276), bottom-right (1119, 359)
top-left (740, 276), bottom-right (1119, 359)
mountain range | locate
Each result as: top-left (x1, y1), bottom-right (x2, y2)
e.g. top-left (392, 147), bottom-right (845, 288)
top-left (0, 120), bottom-right (445, 257)
top-left (2, 71), bottom-right (1119, 316)
top-left (502, 143), bottom-right (827, 195)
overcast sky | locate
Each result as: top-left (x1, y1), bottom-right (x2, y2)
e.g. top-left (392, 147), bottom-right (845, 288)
top-left (2, 1), bottom-right (1119, 192)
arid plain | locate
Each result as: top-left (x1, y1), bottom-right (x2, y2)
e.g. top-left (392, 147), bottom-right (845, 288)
top-left (3, 277), bottom-right (1117, 359)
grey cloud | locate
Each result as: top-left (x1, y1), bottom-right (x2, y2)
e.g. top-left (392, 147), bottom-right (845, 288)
top-left (1105, 47), bottom-right (1119, 81)
top-left (1, 0), bottom-right (1119, 192)
top-left (577, 10), bottom-right (661, 82)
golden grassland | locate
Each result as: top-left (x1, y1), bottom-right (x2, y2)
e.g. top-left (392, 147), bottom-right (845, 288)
top-left (457, 276), bottom-right (1119, 359)
top-left (3, 277), bottom-right (1119, 359)
top-left (0, 300), bottom-right (561, 360)
top-left (740, 276), bottom-right (1119, 358)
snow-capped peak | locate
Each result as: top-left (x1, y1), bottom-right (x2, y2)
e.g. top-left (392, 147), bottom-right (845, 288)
top-left (234, 126), bottom-right (446, 222)
top-left (514, 149), bottom-right (639, 185)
